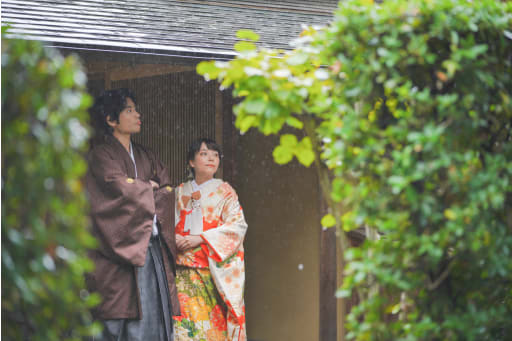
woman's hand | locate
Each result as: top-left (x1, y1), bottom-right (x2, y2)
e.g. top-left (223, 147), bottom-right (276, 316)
top-left (150, 180), bottom-right (159, 189)
top-left (176, 234), bottom-right (203, 252)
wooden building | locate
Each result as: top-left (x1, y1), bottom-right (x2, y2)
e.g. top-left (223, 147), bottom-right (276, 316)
top-left (2, 1), bottom-right (363, 340)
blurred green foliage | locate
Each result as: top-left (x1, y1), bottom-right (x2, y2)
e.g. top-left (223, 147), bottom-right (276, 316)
top-left (2, 28), bottom-right (101, 340)
top-left (197, 0), bottom-right (512, 339)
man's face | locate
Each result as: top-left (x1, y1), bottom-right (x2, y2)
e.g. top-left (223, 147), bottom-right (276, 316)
top-left (107, 97), bottom-right (141, 135)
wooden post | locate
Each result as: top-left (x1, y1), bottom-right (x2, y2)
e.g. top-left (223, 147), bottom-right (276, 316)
top-left (215, 85), bottom-right (224, 180)
top-left (221, 89), bottom-right (237, 185)
top-left (337, 233), bottom-right (346, 341)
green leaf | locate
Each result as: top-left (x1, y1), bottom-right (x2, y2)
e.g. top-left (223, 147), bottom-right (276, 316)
top-left (234, 41), bottom-right (256, 52)
top-left (273, 145), bottom-right (293, 164)
top-left (237, 115), bottom-right (257, 133)
top-left (280, 134), bottom-right (298, 147)
top-left (299, 136), bottom-right (313, 150)
top-left (237, 89), bottom-right (250, 97)
top-left (321, 214), bottom-right (336, 228)
top-left (442, 60), bottom-right (459, 77)
top-left (294, 137), bottom-right (314, 166)
top-left (58, 69), bottom-right (74, 88)
top-left (196, 61), bottom-right (218, 76)
top-left (263, 101), bottom-right (281, 119)
top-left (226, 66), bottom-right (245, 81)
top-left (236, 29), bottom-right (260, 42)
top-left (444, 209), bottom-right (457, 220)
top-left (244, 98), bottom-right (267, 115)
top-left (295, 148), bottom-right (315, 166)
top-left (286, 116), bottom-right (304, 129)
top-left (274, 89), bottom-right (292, 102)
top-left (466, 44), bottom-right (488, 59)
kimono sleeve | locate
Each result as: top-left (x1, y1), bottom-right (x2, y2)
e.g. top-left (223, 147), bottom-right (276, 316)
top-left (174, 185), bottom-right (182, 227)
top-left (201, 185), bottom-right (248, 262)
top-left (87, 145), bottom-right (154, 267)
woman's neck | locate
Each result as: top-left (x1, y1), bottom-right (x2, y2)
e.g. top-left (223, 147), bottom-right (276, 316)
top-left (113, 131), bottom-right (131, 152)
top-left (194, 174), bottom-right (213, 186)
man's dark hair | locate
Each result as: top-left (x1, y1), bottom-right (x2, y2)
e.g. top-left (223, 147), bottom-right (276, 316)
top-left (90, 88), bottom-right (137, 136)
top-left (187, 138), bottom-right (223, 177)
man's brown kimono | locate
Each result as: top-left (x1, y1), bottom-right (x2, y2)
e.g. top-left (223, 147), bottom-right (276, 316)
top-left (85, 135), bottom-right (180, 320)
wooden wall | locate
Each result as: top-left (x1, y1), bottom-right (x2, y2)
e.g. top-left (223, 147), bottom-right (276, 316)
top-left (235, 130), bottom-right (321, 341)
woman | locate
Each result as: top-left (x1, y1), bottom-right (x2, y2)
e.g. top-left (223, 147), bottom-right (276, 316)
top-left (173, 138), bottom-right (247, 341)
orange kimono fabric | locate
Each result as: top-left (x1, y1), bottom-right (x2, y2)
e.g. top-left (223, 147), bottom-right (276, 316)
top-left (174, 179), bottom-right (247, 341)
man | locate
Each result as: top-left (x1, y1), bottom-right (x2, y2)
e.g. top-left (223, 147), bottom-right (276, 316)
top-left (85, 88), bottom-right (179, 340)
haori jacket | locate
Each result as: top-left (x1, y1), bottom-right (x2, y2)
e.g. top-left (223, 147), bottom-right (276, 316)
top-left (85, 135), bottom-right (180, 319)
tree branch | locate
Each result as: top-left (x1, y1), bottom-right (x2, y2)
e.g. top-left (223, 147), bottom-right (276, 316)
top-left (303, 115), bottom-right (350, 252)
top-left (427, 259), bottom-right (456, 291)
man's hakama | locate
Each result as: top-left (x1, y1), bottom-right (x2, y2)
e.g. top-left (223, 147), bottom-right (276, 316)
top-left (97, 236), bottom-right (174, 341)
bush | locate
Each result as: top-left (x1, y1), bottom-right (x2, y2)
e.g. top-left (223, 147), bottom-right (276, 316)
top-left (1, 28), bottom-right (100, 340)
top-left (197, 0), bottom-right (512, 339)
top-left (323, 1), bottom-right (512, 339)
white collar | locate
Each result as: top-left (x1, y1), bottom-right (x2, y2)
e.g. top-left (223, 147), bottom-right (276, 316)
top-left (128, 141), bottom-right (137, 178)
top-left (191, 178), bottom-right (216, 192)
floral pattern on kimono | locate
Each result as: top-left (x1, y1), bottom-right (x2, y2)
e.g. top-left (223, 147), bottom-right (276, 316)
top-left (174, 179), bottom-right (247, 341)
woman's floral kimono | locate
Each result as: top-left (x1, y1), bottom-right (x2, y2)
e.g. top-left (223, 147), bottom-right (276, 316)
top-left (173, 179), bottom-right (247, 341)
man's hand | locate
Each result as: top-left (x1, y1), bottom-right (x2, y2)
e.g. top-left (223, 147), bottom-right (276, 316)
top-left (150, 180), bottom-right (159, 189)
top-left (176, 234), bottom-right (203, 252)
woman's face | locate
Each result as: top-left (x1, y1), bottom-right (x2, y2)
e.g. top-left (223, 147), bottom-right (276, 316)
top-left (189, 142), bottom-right (220, 180)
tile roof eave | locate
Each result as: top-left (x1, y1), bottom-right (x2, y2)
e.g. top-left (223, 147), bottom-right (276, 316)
top-left (4, 32), bottom-right (241, 60)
